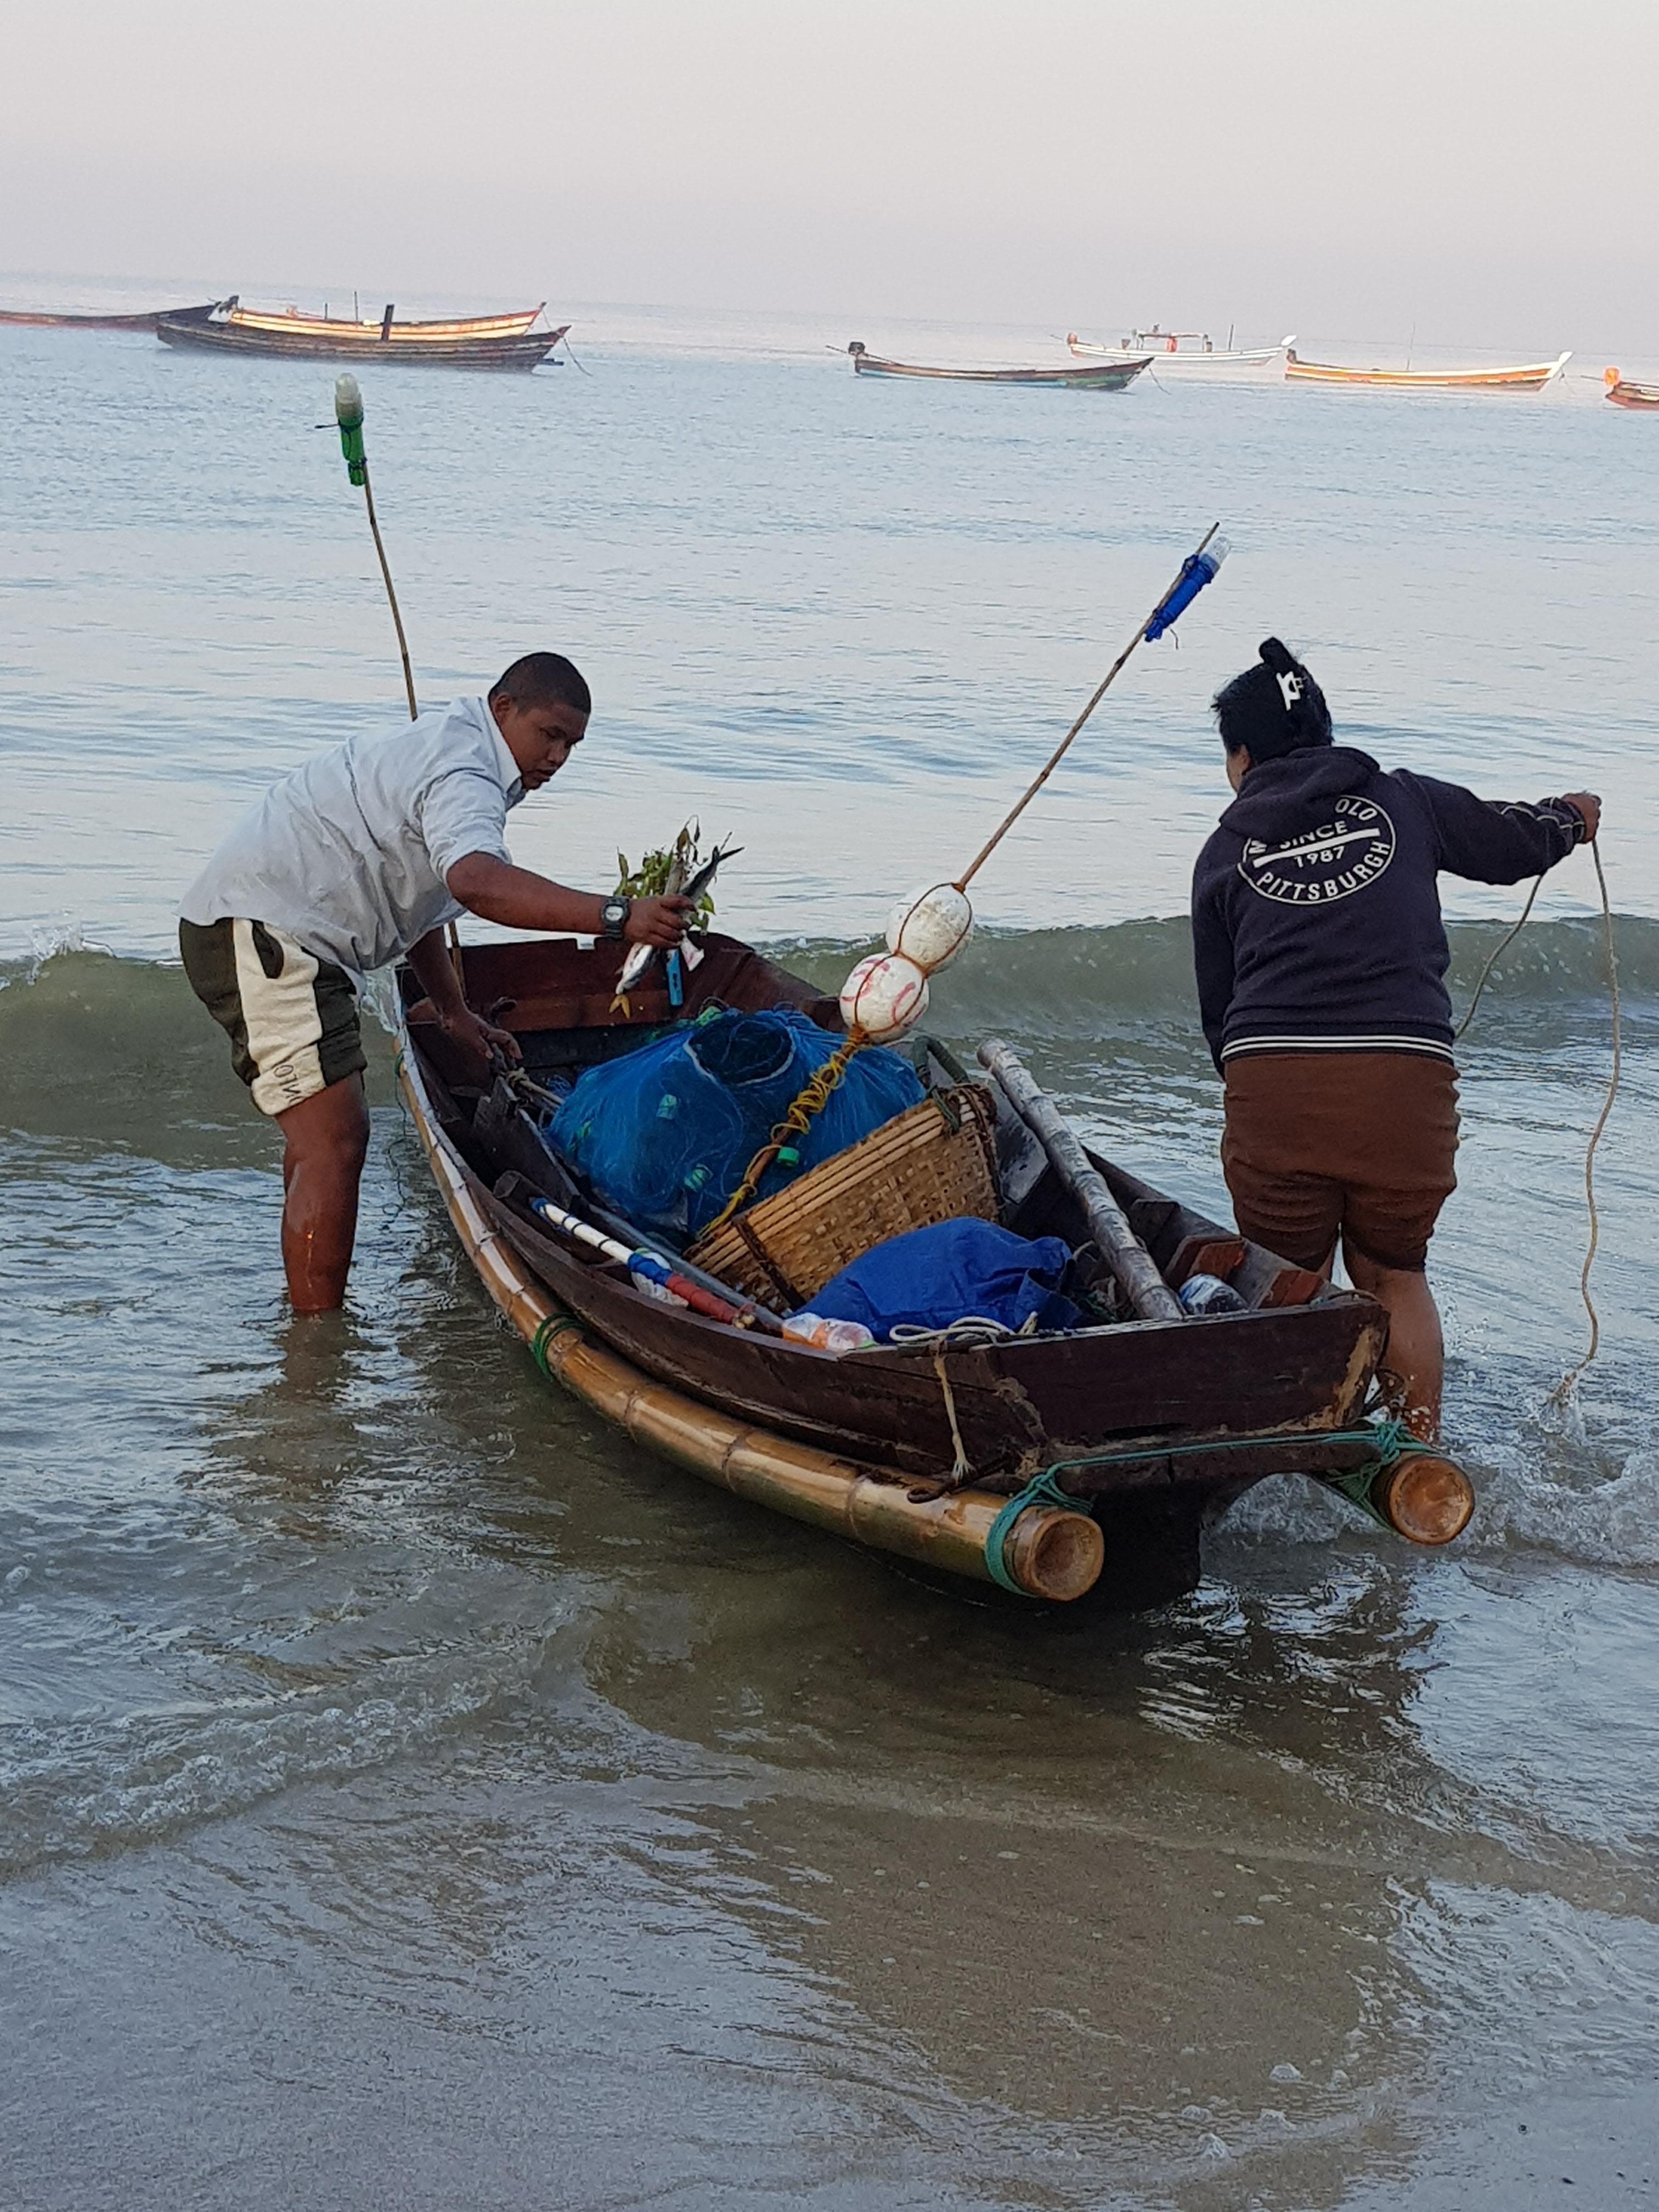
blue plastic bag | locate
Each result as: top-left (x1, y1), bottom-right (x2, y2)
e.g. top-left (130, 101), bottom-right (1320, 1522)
top-left (804, 1218), bottom-right (1081, 1340)
top-left (548, 1006), bottom-right (923, 1245)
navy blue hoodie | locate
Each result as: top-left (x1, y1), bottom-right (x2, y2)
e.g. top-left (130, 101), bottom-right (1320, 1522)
top-left (1191, 745), bottom-right (1583, 1073)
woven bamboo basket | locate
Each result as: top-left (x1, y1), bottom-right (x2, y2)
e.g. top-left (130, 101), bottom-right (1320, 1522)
top-left (687, 1084), bottom-right (1001, 1311)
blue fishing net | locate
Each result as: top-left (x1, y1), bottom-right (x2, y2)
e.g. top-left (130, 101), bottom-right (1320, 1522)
top-left (548, 1006), bottom-right (924, 1245)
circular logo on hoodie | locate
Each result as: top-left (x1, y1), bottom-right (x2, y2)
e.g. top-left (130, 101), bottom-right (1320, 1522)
top-left (1237, 795), bottom-right (1396, 905)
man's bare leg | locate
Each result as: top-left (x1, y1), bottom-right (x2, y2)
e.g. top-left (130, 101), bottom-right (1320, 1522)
top-left (275, 1075), bottom-right (370, 1314)
top-left (1342, 1242), bottom-right (1444, 1442)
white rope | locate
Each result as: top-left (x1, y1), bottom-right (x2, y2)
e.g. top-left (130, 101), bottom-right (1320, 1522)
top-left (1550, 840), bottom-right (1621, 1404)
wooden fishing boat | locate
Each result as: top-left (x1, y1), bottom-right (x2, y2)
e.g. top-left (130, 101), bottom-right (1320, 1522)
top-left (1605, 367), bottom-right (1659, 409)
top-left (155, 297), bottom-right (567, 371)
top-left (1067, 329), bottom-right (1294, 374)
top-left (1286, 347), bottom-right (1571, 391)
top-left (0, 300), bottom-right (222, 331)
top-left (398, 928), bottom-right (1472, 1611)
top-left (847, 341), bottom-right (1150, 391)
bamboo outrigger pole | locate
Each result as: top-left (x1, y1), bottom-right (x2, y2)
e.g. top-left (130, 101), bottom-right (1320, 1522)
top-left (331, 374), bottom-right (467, 992)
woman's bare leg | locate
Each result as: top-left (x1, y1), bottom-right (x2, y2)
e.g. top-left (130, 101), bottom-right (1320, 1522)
top-left (1342, 1242), bottom-right (1444, 1441)
top-left (275, 1075), bottom-right (370, 1313)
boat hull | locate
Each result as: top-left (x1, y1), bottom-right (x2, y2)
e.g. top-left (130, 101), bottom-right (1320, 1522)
top-left (1606, 379), bottom-right (1659, 409)
top-left (155, 312), bottom-right (566, 371)
top-left (1286, 348), bottom-right (1571, 390)
top-left (399, 930), bottom-right (1399, 1609)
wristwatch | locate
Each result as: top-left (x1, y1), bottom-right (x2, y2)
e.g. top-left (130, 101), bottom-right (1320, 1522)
top-left (599, 894), bottom-right (631, 940)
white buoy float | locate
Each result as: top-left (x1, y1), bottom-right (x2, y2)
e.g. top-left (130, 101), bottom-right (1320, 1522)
top-left (885, 882), bottom-right (974, 974)
top-left (839, 951), bottom-right (932, 1042)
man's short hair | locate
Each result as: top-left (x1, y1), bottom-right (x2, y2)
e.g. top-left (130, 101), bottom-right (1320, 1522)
top-left (489, 651), bottom-right (591, 717)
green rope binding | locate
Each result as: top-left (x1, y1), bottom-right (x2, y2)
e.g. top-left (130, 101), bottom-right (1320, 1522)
top-left (983, 1468), bottom-right (1090, 1595)
top-left (531, 1312), bottom-right (585, 1379)
top-left (983, 1414), bottom-right (1421, 1592)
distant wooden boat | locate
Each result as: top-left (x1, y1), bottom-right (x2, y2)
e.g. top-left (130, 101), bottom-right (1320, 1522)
top-left (1067, 328), bottom-right (1294, 374)
top-left (155, 297), bottom-right (567, 371)
top-left (223, 301), bottom-right (546, 343)
top-left (848, 340), bottom-right (1149, 390)
top-left (1286, 347), bottom-right (1571, 391)
top-left (0, 300), bottom-right (222, 331)
top-left (1605, 366), bottom-right (1659, 409)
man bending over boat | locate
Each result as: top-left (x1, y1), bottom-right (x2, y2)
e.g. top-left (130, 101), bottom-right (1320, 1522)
top-left (1192, 639), bottom-right (1599, 1439)
top-left (179, 653), bottom-right (693, 1315)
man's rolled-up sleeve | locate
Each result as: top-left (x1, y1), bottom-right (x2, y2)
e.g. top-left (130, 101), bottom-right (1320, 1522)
top-left (419, 768), bottom-right (511, 885)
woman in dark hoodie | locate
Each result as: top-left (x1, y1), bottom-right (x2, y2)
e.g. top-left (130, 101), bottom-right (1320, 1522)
top-left (1192, 638), bottom-right (1599, 1438)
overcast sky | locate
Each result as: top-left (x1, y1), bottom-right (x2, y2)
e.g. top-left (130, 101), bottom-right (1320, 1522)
top-left (3, 0), bottom-right (1656, 351)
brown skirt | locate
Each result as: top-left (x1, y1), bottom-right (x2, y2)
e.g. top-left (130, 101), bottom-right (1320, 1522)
top-left (1221, 1051), bottom-right (1459, 1274)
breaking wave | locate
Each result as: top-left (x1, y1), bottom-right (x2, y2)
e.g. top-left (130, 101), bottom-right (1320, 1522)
top-left (4, 910), bottom-right (1646, 1136)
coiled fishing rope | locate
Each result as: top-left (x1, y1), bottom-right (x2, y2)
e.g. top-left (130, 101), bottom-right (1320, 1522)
top-left (1455, 840), bottom-right (1620, 1398)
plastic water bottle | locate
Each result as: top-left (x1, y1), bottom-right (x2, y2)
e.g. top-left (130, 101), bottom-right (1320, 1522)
top-left (1177, 1272), bottom-right (1247, 1317)
top-left (781, 1313), bottom-right (876, 1353)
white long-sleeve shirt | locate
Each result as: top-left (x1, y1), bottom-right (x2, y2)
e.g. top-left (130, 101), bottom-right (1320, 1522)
top-left (180, 696), bottom-right (525, 983)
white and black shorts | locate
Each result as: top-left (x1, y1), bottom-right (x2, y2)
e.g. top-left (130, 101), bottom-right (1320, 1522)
top-left (179, 917), bottom-right (366, 1118)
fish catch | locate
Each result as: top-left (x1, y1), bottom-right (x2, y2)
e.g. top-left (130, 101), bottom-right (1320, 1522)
top-left (612, 841), bottom-right (741, 1012)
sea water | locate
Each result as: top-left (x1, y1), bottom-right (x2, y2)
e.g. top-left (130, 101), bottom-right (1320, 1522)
top-left (2, 291), bottom-right (1657, 2209)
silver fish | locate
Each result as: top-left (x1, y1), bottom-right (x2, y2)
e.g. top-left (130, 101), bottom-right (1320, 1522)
top-left (613, 842), bottom-right (741, 1006)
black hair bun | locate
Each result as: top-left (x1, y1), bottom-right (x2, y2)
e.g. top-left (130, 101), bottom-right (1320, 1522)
top-left (1258, 637), bottom-right (1297, 675)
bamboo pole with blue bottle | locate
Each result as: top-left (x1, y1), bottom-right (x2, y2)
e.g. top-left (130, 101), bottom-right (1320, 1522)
top-left (331, 373), bottom-right (465, 989)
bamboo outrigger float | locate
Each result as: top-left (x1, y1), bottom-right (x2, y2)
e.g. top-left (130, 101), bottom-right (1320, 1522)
top-left (847, 340), bottom-right (1151, 391)
top-left (398, 928), bottom-right (1474, 1610)
top-left (156, 297), bottom-right (567, 371)
top-left (1286, 347), bottom-right (1571, 391)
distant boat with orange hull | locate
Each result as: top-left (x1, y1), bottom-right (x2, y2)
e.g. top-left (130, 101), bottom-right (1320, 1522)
top-left (1285, 347), bottom-right (1571, 391)
top-left (1604, 367), bottom-right (1659, 409)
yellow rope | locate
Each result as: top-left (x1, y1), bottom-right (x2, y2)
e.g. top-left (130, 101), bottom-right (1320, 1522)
top-left (699, 1029), bottom-right (868, 1239)
top-left (1550, 839), bottom-right (1621, 1404)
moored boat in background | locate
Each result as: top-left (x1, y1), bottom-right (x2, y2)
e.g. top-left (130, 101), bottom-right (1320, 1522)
top-left (1605, 366), bottom-right (1659, 409)
top-left (155, 297), bottom-right (568, 371)
top-left (1066, 328), bottom-right (1294, 374)
top-left (848, 340), bottom-right (1150, 390)
top-left (1286, 347), bottom-right (1571, 391)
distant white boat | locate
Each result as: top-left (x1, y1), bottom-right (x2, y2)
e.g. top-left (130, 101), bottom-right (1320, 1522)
top-left (1066, 328), bottom-right (1295, 375)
